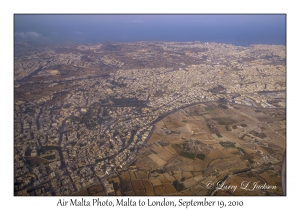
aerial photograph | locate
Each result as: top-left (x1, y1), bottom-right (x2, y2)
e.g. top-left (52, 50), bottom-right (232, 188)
top-left (14, 14), bottom-right (286, 196)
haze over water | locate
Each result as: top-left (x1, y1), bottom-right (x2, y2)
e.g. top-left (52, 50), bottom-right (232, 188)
top-left (14, 15), bottom-right (286, 46)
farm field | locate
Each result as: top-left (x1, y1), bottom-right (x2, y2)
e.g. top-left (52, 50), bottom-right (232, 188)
top-left (94, 102), bottom-right (285, 195)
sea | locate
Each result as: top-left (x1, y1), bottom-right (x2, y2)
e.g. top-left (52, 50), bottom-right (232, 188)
top-left (14, 15), bottom-right (286, 46)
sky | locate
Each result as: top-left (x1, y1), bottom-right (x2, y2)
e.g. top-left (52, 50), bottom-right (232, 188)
top-left (14, 14), bottom-right (286, 46)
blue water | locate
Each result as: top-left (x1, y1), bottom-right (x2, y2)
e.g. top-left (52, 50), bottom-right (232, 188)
top-left (14, 15), bottom-right (286, 46)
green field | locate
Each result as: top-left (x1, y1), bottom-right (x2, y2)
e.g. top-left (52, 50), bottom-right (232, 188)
top-left (196, 154), bottom-right (206, 160)
top-left (179, 151), bottom-right (196, 159)
top-left (220, 141), bottom-right (236, 148)
top-left (216, 133), bottom-right (222, 138)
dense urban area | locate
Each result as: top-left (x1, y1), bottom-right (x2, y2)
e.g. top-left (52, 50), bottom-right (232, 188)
top-left (14, 41), bottom-right (286, 196)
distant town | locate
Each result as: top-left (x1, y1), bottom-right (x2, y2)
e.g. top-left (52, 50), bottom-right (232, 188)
top-left (14, 41), bottom-right (286, 196)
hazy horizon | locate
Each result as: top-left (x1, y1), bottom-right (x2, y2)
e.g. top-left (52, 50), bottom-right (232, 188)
top-left (14, 14), bottom-right (286, 46)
